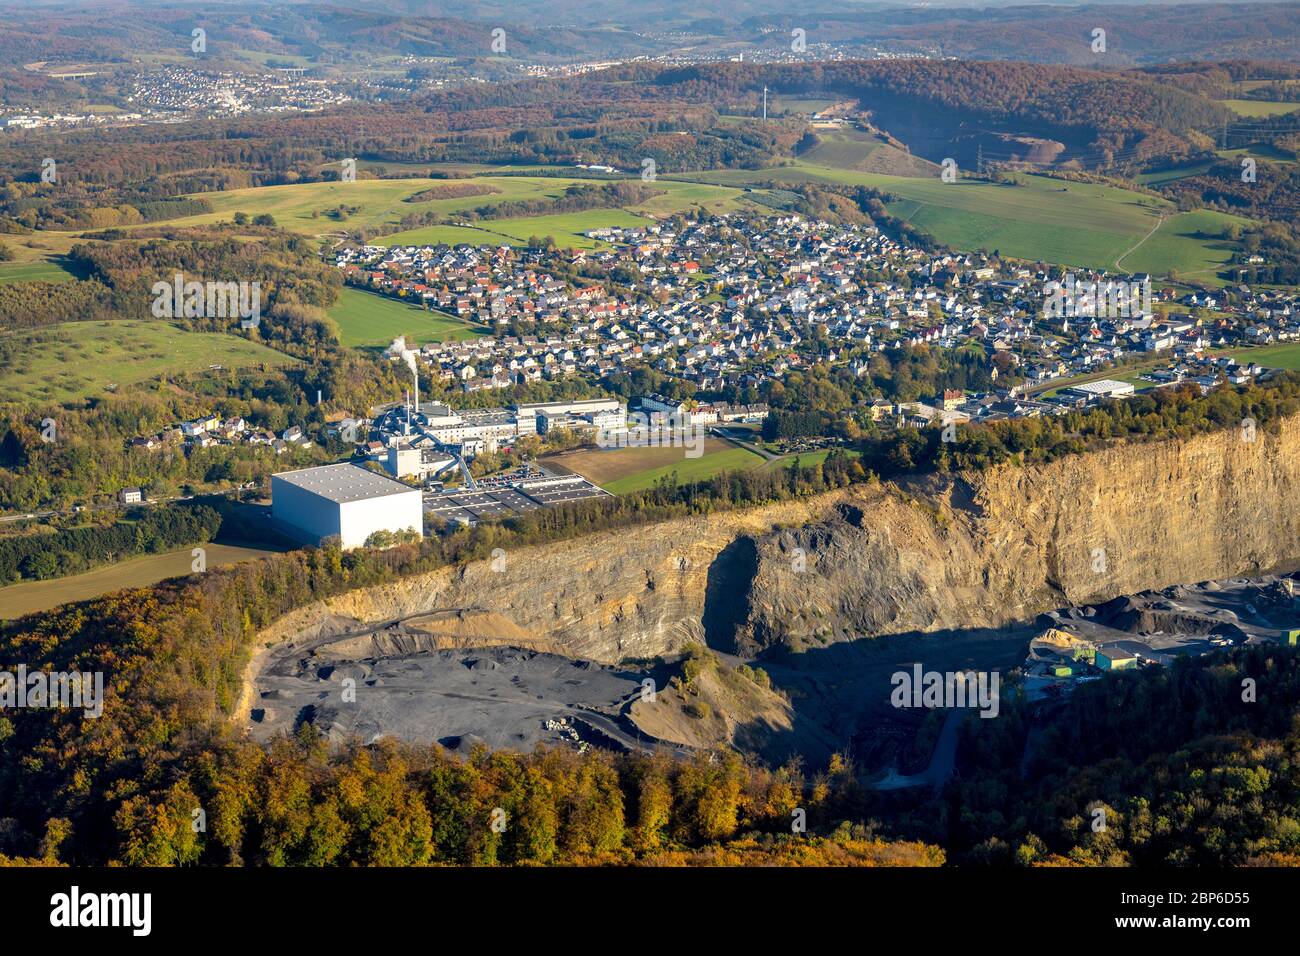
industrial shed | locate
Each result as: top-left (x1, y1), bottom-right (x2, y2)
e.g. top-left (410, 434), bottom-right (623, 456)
top-left (271, 463), bottom-right (423, 549)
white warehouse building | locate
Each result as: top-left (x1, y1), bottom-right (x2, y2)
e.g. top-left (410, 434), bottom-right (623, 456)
top-left (271, 463), bottom-right (424, 549)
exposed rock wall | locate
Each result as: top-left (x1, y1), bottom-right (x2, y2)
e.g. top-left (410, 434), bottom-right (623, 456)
top-left (253, 417), bottom-right (1300, 664)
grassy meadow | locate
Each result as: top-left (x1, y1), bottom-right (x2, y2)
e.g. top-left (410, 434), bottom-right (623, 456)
top-left (1, 320), bottom-right (296, 403)
top-left (328, 287), bottom-right (487, 348)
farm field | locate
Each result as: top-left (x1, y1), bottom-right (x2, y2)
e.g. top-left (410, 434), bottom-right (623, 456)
top-left (1217, 144), bottom-right (1300, 169)
top-left (134, 175), bottom-right (592, 236)
top-left (601, 446), bottom-right (766, 493)
top-left (471, 208), bottom-right (651, 247)
top-left (628, 181), bottom-right (768, 217)
top-left (0, 320), bottom-right (296, 403)
top-left (80, 171), bottom-right (765, 247)
top-left (328, 287), bottom-right (487, 348)
top-left (378, 180), bottom-right (764, 248)
top-left (541, 439), bottom-right (765, 493)
top-left (763, 447), bottom-right (861, 471)
top-left (775, 97), bottom-right (846, 114)
top-left (543, 440), bottom-right (852, 493)
top-left (1221, 341), bottom-right (1300, 370)
top-left (799, 126), bottom-right (885, 168)
top-left (671, 165), bottom-right (1242, 277)
top-left (1116, 208), bottom-right (1252, 283)
top-left (369, 224), bottom-right (521, 247)
top-left (382, 208), bottom-right (652, 250)
top-left (1137, 161), bottom-right (1216, 186)
top-left (0, 260), bottom-right (76, 284)
top-left (793, 125), bottom-right (937, 177)
top-left (0, 539), bottom-right (290, 620)
top-left (0, 234), bottom-right (83, 263)
top-left (1217, 99), bottom-right (1300, 117)
top-left (540, 438), bottom-right (737, 484)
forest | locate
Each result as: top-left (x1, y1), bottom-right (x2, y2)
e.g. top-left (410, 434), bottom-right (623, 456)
top-left (935, 644), bottom-right (1300, 866)
top-left (0, 501), bottom-right (222, 583)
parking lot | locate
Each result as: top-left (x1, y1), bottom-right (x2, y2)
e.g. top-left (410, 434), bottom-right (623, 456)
top-left (424, 473), bottom-right (611, 525)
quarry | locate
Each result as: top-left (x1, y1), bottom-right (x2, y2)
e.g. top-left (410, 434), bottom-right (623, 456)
top-left (242, 414), bottom-right (1300, 770)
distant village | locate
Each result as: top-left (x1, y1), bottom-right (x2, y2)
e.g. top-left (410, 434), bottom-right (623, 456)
top-left (2, 66), bottom-right (350, 132)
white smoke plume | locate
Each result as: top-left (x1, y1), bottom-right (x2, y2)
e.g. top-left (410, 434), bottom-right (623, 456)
top-left (386, 335), bottom-right (419, 376)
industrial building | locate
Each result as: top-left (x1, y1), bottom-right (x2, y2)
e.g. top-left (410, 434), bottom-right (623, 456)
top-left (1094, 647), bottom-right (1138, 671)
top-left (271, 463), bottom-right (423, 549)
top-left (367, 396), bottom-right (628, 460)
top-left (385, 443), bottom-right (457, 481)
top-left (1067, 379), bottom-right (1136, 400)
top-left (516, 398), bottom-right (626, 437)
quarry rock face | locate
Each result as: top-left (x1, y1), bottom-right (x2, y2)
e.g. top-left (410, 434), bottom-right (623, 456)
top-left (256, 417), bottom-right (1300, 664)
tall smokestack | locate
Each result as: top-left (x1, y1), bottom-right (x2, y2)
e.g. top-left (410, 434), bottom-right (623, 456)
top-left (404, 389), bottom-right (410, 436)
top-left (413, 365), bottom-right (419, 427)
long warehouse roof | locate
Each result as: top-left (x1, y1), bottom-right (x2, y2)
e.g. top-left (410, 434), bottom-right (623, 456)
top-left (272, 463), bottom-right (417, 504)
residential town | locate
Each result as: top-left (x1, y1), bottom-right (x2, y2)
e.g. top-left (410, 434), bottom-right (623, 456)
top-left (124, 67), bottom-right (351, 119)
top-left (1, 67), bottom-right (351, 132)
top-left (335, 211), bottom-right (1300, 432)
top-left (116, 208), bottom-right (1300, 512)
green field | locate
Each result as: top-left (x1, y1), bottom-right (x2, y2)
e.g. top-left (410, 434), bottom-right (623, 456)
top-left (602, 446), bottom-right (766, 494)
top-left (671, 164), bottom-right (1245, 280)
top-left (799, 126), bottom-right (885, 169)
top-left (1217, 99), bottom-right (1300, 117)
top-left (1116, 208), bottom-right (1253, 282)
top-left (84, 173), bottom-right (763, 248)
top-left (328, 287), bottom-right (487, 348)
top-left (596, 443), bottom-right (856, 492)
top-left (0, 320), bottom-right (296, 403)
top-left (1137, 161), bottom-right (1216, 186)
top-left (378, 180), bottom-right (764, 249)
top-left (0, 260), bottom-right (76, 284)
top-left (1224, 341), bottom-right (1300, 370)
top-left (148, 176), bottom-right (595, 236)
top-left (774, 97), bottom-right (845, 115)
top-left (629, 180), bottom-right (766, 217)
top-left (380, 207), bottom-right (653, 249)
top-left (764, 448), bottom-right (860, 471)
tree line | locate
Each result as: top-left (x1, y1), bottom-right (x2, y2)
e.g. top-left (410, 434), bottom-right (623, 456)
top-left (0, 502), bottom-right (222, 583)
top-left (865, 375), bottom-right (1300, 476)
